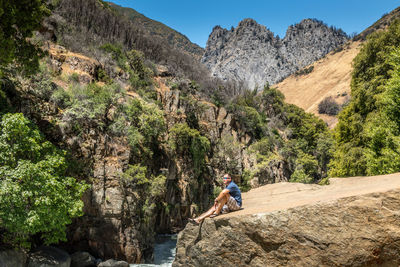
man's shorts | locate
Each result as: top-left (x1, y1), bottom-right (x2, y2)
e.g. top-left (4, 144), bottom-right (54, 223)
top-left (222, 196), bottom-right (241, 213)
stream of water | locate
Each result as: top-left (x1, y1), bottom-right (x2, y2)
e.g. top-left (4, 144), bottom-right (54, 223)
top-left (130, 234), bottom-right (177, 267)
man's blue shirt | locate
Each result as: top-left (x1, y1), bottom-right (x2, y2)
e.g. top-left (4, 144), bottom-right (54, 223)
top-left (226, 181), bottom-right (242, 207)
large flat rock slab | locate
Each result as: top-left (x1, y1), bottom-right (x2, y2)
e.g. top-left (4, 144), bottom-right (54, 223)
top-left (226, 172), bottom-right (400, 217)
top-left (174, 173), bottom-right (400, 266)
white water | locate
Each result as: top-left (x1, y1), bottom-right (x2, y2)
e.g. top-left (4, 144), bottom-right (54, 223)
top-left (130, 234), bottom-right (177, 267)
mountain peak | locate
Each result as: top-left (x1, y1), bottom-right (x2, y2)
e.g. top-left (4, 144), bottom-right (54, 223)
top-left (237, 18), bottom-right (259, 28)
top-left (202, 19), bottom-right (348, 89)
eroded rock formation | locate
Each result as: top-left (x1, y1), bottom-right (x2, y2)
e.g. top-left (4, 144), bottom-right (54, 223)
top-left (202, 18), bottom-right (348, 89)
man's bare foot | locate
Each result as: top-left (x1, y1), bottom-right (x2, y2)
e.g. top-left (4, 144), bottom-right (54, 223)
top-left (188, 218), bottom-right (200, 225)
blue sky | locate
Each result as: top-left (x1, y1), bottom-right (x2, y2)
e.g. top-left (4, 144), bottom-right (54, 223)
top-left (109, 1), bottom-right (400, 48)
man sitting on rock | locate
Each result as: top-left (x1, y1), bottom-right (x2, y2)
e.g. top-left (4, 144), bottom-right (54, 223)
top-left (191, 173), bottom-right (242, 224)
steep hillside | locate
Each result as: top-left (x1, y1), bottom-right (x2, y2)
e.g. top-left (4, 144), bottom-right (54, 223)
top-left (107, 2), bottom-right (204, 59)
top-left (42, 0), bottom-right (243, 102)
top-left (202, 18), bottom-right (348, 89)
top-left (44, 0), bottom-right (207, 86)
top-left (275, 6), bottom-right (400, 128)
top-left (275, 41), bottom-right (361, 128)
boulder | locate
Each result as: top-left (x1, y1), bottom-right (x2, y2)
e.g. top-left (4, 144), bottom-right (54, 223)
top-left (174, 174), bottom-right (400, 266)
top-left (28, 246), bottom-right (71, 267)
top-left (70, 251), bottom-right (96, 267)
top-left (98, 259), bottom-right (129, 267)
top-left (0, 249), bottom-right (27, 267)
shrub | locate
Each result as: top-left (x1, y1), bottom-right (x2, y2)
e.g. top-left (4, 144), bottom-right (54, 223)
top-left (97, 68), bottom-right (110, 83)
top-left (295, 65), bottom-right (314, 76)
top-left (318, 96), bottom-right (341, 115)
top-left (227, 103), bottom-right (263, 138)
top-left (123, 98), bottom-right (166, 162)
top-left (213, 134), bottom-right (242, 175)
top-left (50, 87), bottom-right (71, 109)
top-left (240, 169), bottom-right (253, 192)
top-left (0, 113), bottom-right (88, 248)
top-left (212, 186), bottom-right (222, 200)
top-left (168, 123), bottom-right (210, 176)
top-left (121, 163), bottom-right (166, 226)
top-left (290, 169), bottom-right (313, 184)
top-left (68, 72), bottom-right (80, 83)
top-left (100, 43), bottom-right (127, 70)
top-left (61, 83), bottom-right (125, 132)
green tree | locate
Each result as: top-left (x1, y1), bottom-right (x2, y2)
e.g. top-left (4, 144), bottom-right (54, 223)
top-left (0, 0), bottom-right (49, 76)
top-left (0, 113), bottom-right (88, 248)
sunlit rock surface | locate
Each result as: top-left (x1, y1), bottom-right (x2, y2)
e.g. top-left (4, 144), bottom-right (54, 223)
top-left (174, 173), bottom-right (400, 266)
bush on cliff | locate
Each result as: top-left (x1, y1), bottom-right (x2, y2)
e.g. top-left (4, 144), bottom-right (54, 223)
top-left (0, 113), bottom-right (88, 248)
top-left (318, 96), bottom-right (341, 115)
top-left (169, 123), bottom-right (210, 177)
top-left (121, 163), bottom-right (166, 225)
top-left (120, 98), bottom-right (166, 164)
top-left (100, 43), bottom-right (155, 99)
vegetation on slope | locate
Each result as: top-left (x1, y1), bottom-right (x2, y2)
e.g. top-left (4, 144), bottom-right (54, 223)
top-left (227, 86), bottom-right (332, 185)
top-left (0, 113), bottom-right (88, 248)
top-left (3, 0), bottom-right (399, 260)
top-left (0, 0), bottom-right (88, 250)
top-left (0, 0), bottom-right (49, 77)
top-left (44, 0), bottom-right (241, 102)
top-left (107, 2), bottom-right (204, 58)
top-left (330, 20), bottom-right (400, 176)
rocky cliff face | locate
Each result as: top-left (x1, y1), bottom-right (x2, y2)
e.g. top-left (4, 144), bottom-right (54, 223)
top-left (202, 18), bottom-right (348, 89)
top-left (173, 174), bottom-right (400, 266)
top-left (6, 43), bottom-right (289, 262)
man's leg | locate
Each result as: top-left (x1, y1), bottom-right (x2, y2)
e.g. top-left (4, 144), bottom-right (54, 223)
top-left (214, 194), bottom-right (229, 215)
top-left (194, 205), bottom-right (217, 223)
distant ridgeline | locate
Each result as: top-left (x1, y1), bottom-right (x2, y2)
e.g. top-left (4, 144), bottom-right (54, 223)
top-left (202, 18), bottom-right (349, 89)
top-left (106, 2), bottom-right (204, 59)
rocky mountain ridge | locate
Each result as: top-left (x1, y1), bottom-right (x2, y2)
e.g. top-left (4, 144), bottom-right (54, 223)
top-left (202, 18), bottom-right (348, 89)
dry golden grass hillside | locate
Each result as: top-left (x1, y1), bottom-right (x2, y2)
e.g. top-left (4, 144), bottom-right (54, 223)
top-left (275, 41), bottom-right (361, 128)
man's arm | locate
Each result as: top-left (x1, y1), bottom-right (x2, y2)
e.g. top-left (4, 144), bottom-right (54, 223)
top-left (214, 189), bottom-right (230, 204)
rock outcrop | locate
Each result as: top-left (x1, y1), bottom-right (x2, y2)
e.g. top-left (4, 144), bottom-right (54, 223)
top-left (174, 173), bottom-right (400, 266)
top-left (28, 246), bottom-right (71, 267)
top-left (0, 250), bottom-right (27, 267)
top-left (202, 18), bottom-right (348, 89)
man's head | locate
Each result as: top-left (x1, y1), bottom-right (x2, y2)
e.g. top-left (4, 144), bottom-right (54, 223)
top-left (223, 173), bottom-right (232, 185)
